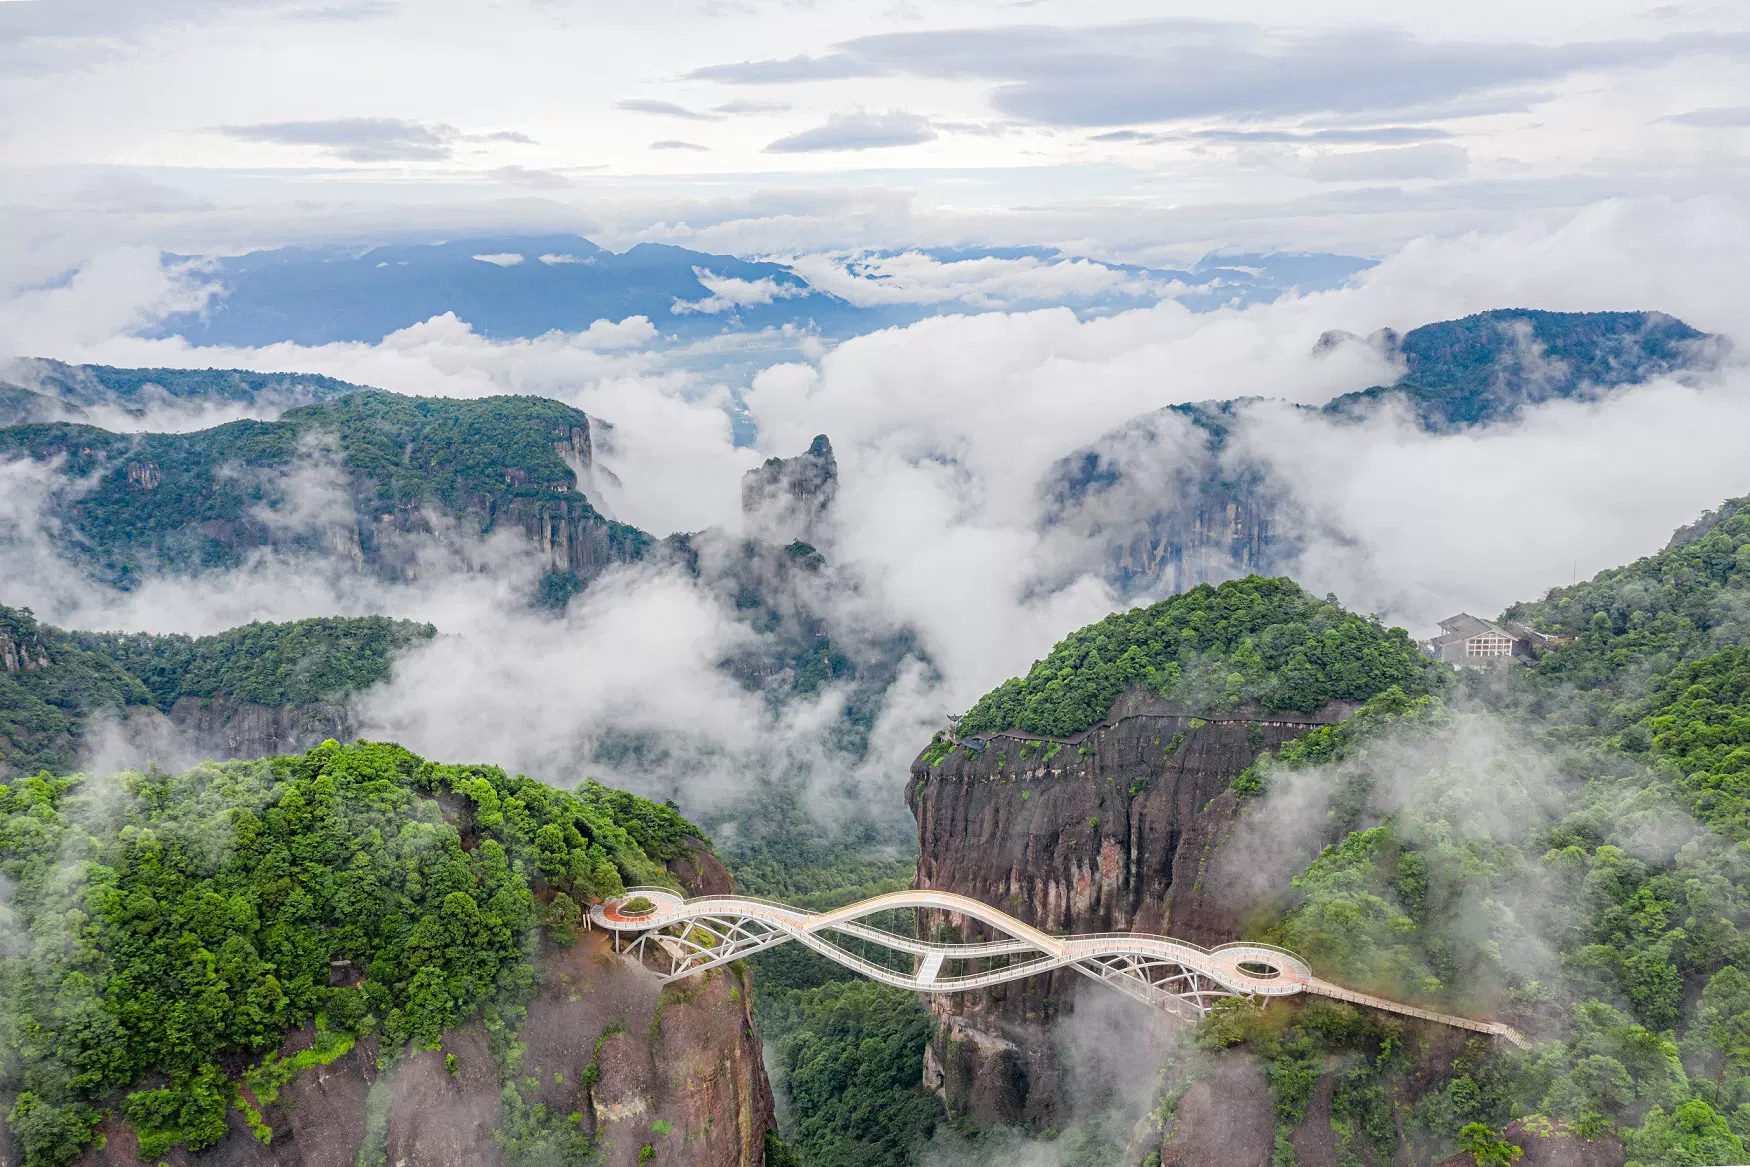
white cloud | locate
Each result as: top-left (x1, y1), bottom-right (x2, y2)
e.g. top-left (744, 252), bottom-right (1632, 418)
top-left (671, 267), bottom-right (812, 314)
top-left (471, 252), bottom-right (524, 266)
top-left (1305, 142), bottom-right (1470, 182)
top-left (785, 250), bottom-right (1162, 307)
top-left (764, 110), bottom-right (936, 153)
top-left (0, 247), bottom-right (215, 355)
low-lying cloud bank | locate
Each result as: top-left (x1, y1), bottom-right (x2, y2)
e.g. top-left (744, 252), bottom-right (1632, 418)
top-left (2, 195), bottom-right (1748, 822)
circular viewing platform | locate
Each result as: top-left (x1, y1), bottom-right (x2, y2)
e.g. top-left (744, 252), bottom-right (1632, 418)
top-left (592, 888), bottom-right (685, 928)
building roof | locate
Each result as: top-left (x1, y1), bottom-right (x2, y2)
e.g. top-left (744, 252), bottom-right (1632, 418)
top-left (1429, 613), bottom-right (1512, 647)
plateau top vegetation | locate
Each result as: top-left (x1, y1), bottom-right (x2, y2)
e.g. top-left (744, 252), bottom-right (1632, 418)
top-left (955, 576), bottom-right (1440, 737)
top-left (0, 359), bottom-right (364, 426)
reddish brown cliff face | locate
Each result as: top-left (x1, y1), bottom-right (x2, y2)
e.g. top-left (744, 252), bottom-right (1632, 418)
top-left (906, 688), bottom-right (1354, 1127)
top-left (65, 845), bottom-right (774, 1167)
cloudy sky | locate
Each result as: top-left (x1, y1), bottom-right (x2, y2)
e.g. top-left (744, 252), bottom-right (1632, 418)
top-left (5, 0), bottom-right (1750, 274)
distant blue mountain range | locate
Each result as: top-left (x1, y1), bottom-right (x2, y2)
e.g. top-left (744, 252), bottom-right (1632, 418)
top-left (154, 235), bottom-right (1376, 348)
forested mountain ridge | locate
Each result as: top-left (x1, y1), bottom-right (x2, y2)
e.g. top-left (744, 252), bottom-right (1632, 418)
top-left (1323, 309), bottom-right (1718, 430)
top-left (0, 390), bottom-right (648, 588)
top-left (1040, 308), bottom-right (1722, 601)
top-left (0, 604), bottom-right (433, 777)
top-left (0, 359), bottom-right (365, 426)
top-left (0, 740), bottom-right (776, 1167)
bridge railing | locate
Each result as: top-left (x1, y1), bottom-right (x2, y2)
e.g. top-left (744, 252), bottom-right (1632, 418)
top-left (605, 888), bottom-right (1527, 1045)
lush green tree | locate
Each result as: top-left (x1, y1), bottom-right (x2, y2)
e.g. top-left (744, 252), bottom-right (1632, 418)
top-left (1624, 1099), bottom-right (1746, 1167)
top-left (1458, 1122), bottom-right (1523, 1165)
top-left (761, 980), bottom-right (939, 1167)
top-left (1690, 967), bottom-right (1750, 1078)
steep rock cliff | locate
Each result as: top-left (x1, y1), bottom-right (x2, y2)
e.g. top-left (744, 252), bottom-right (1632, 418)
top-left (164, 697), bottom-right (354, 762)
top-left (740, 435), bottom-right (837, 546)
top-left (906, 687), bottom-right (1354, 1126)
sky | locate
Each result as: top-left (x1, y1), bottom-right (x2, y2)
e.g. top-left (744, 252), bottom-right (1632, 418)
top-left (4, 0), bottom-right (1750, 278)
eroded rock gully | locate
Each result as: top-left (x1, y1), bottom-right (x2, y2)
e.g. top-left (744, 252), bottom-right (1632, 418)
top-left (905, 687), bottom-right (1355, 1127)
top-left (66, 844), bottom-right (775, 1167)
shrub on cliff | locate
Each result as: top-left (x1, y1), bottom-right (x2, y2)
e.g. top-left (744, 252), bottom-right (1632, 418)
top-left (0, 740), bottom-right (700, 1166)
top-left (957, 576), bottom-right (1440, 737)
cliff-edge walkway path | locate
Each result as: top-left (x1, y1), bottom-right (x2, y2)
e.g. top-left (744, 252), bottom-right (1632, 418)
top-left (591, 887), bottom-right (1527, 1049)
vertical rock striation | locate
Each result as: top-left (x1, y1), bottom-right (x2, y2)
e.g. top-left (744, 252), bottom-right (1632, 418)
top-left (906, 687), bottom-right (1354, 1126)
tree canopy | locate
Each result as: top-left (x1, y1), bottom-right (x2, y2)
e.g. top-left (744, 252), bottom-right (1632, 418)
top-left (957, 576), bottom-right (1439, 737)
top-left (0, 740), bottom-right (700, 1166)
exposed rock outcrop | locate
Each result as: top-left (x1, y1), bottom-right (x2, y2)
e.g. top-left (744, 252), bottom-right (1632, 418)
top-left (165, 697), bottom-right (354, 761)
top-left (1156, 1055), bottom-right (1276, 1166)
top-left (906, 687), bottom-right (1354, 1126)
top-left (1037, 402), bottom-right (1297, 599)
top-left (741, 435), bottom-right (836, 545)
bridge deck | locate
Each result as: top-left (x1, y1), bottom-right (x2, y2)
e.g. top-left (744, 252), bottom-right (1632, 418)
top-left (591, 887), bottom-right (1527, 1049)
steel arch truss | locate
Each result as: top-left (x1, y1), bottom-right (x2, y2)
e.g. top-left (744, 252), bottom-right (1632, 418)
top-left (1071, 952), bottom-right (1234, 1021)
top-left (592, 888), bottom-right (1528, 1047)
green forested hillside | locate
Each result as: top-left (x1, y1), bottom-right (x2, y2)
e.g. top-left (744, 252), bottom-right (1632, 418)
top-left (0, 391), bottom-right (649, 586)
top-left (957, 576), bottom-right (1439, 737)
top-left (1505, 495), bottom-right (1750, 710)
top-left (1210, 678), bottom-right (1750, 1164)
top-left (0, 740), bottom-right (699, 1166)
top-left (0, 605), bottom-right (433, 777)
top-left (1204, 502), bottom-right (1750, 1165)
top-left (69, 615), bottom-right (434, 710)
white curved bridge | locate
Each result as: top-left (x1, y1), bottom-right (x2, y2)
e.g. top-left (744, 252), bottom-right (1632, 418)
top-left (591, 888), bottom-right (1526, 1048)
